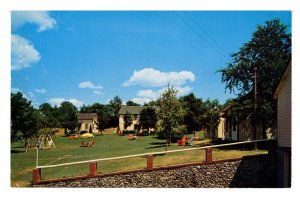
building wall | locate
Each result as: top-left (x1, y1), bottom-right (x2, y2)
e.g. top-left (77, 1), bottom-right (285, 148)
top-left (277, 71), bottom-right (291, 148)
top-left (78, 118), bottom-right (99, 133)
top-left (119, 115), bottom-right (140, 131)
top-left (217, 117), bottom-right (225, 140)
top-left (218, 114), bottom-right (276, 142)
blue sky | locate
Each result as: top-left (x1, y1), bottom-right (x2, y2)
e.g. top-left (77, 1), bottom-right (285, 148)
top-left (11, 11), bottom-right (291, 108)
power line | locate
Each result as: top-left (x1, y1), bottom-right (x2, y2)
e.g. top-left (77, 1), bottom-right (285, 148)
top-left (183, 12), bottom-right (231, 59)
top-left (174, 12), bottom-right (230, 61)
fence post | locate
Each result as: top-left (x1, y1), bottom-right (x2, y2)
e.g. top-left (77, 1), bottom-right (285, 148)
top-left (32, 168), bottom-right (41, 184)
top-left (205, 148), bottom-right (212, 162)
top-left (89, 162), bottom-right (97, 176)
top-left (147, 154), bottom-right (153, 170)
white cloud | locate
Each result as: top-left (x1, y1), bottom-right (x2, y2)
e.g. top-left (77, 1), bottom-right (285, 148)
top-left (123, 68), bottom-right (195, 87)
top-left (12, 11), bottom-right (56, 32)
top-left (68, 99), bottom-right (84, 108)
top-left (176, 86), bottom-right (193, 96)
top-left (48, 98), bottom-right (84, 108)
top-left (48, 98), bottom-right (65, 106)
top-left (130, 98), bottom-right (152, 105)
top-left (133, 85), bottom-right (193, 105)
top-left (11, 34), bottom-right (41, 70)
top-left (79, 81), bottom-right (103, 89)
top-left (137, 89), bottom-right (158, 99)
top-left (34, 88), bottom-right (47, 94)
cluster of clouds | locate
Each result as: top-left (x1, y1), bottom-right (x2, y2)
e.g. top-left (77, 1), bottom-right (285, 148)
top-left (11, 11), bottom-right (85, 108)
top-left (123, 68), bottom-right (195, 105)
top-left (11, 11), bottom-right (56, 71)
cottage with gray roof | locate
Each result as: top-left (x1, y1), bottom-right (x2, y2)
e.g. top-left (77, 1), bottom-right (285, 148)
top-left (77, 113), bottom-right (99, 133)
top-left (118, 106), bottom-right (158, 131)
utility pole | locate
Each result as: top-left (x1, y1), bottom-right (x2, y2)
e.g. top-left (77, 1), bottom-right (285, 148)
top-left (253, 67), bottom-right (257, 149)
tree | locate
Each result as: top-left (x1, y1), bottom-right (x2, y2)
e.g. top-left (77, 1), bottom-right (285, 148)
top-left (144, 100), bottom-right (159, 106)
top-left (123, 111), bottom-right (133, 130)
top-left (58, 101), bottom-right (78, 135)
top-left (11, 92), bottom-right (38, 152)
top-left (126, 100), bottom-right (140, 106)
top-left (38, 103), bottom-right (59, 130)
top-left (109, 96), bottom-right (122, 116)
top-left (157, 86), bottom-right (185, 150)
top-left (203, 99), bottom-right (222, 138)
top-left (180, 93), bottom-right (206, 133)
top-left (218, 18), bottom-right (291, 139)
top-left (139, 107), bottom-right (158, 132)
top-left (109, 96), bottom-right (122, 127)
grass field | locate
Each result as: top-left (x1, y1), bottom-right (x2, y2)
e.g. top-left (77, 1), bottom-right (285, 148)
top-left (11, 133), bottom-right (267, 187)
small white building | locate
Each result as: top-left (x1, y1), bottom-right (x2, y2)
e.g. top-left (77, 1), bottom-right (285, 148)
top-left (77, 113), bottom-right (99, 133)
top-left (118, 106), bottom-right (158, 131)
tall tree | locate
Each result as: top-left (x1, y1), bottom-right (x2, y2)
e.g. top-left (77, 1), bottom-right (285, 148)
top-left (11, 92), bottom-right (38, 152)
top-left (203, 99), bottom-right (222, 138)
top-left (38, 103), bottom-right (59, 129)
top-left (139, 107), bottom-right (158, 132)
top-left (109, 96), bottom-right (123, 127)
top-left (218, 18), bottom-right (291, 139)
top-left (123, 111), bottom-right (133, 130)
top-left (58, 101), bottom-right (78, 134)
top-left (157, 86), bottom-right (185, 149)
top-left (126, 100), bottom-right (140, 106)
top-left (144, 100), bottom-right (159, 106)
top-left (180, 93), bottom-right (206, 133)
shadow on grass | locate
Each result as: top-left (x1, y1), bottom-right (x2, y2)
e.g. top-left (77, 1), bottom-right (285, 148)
top-left (11, 145), bottom-right (25, 149)
top-left (144, 141), bottom-right (167, 149)
top-left (144, 145), bottom-right (166, 149)
top-left (11, 150), bottom-right (25, 154)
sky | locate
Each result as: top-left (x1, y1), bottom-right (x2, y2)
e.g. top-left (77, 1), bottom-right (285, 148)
top-left (11, 11), bottom-right (291, 108)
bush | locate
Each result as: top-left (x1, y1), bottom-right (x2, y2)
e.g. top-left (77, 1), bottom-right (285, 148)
top-left (138, 129), bottom-right (150, 136)
top-left (80, 130), bottom-right (88, 134)
top-left (122, 130), bottom-right (136, 135)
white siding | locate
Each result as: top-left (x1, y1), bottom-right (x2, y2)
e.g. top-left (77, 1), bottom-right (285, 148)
top-left (217, 117), bottom-right (225, 139)
top-left (278, 71), bottom-right (291, 148)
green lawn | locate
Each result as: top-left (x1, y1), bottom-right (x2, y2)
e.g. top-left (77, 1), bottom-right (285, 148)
top-left (11, 134), bottom-right (267, 187)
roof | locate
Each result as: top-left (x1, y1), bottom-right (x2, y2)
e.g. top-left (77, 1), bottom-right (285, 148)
top-left (77, 113), bottom-right (98, 120)
top-left (118, 106), bottom-right (158, 115)
top-left (274, 61), bottom-right (291, 99)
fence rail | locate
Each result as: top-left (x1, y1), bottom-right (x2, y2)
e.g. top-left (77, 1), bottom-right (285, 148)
top-left (32, 138), bottom-right (276, 184)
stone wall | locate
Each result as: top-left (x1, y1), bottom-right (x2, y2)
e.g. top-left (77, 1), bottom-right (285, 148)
top-left (34, 154), bottom-right (276, 188)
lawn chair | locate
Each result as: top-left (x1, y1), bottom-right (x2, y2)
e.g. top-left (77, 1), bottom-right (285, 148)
top-left (89, 141), bottom-right (95, 147)
top-left (177, 136), bottom-right (186, 146)
top-left (128, 134), bottom-right (133, 140)
top-left (81, 141), bottom-right (87, 147)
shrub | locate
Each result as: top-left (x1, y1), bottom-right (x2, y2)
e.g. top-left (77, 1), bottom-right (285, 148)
top-left (137, 129), bottom-right (149, 136)
top-left (122, 130), bottom-right (136, 135)
top-left (80, 130), bottom-right (88, 134)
